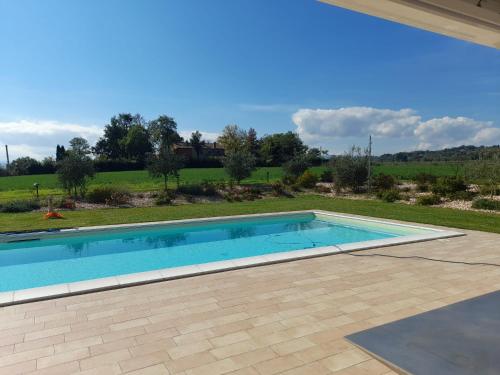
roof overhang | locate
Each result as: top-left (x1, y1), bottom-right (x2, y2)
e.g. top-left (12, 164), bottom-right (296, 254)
top-left (320, 0), bottom-right (500, 49)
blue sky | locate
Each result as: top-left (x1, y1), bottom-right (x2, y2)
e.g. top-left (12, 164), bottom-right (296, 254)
top-left (0, 0), bottom-right (499, 159)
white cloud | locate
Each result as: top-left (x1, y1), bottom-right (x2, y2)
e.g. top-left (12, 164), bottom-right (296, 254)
top-left (0, 119), bottom-right (103, 161)
top-left (292, 107), bottom-right (500, 151)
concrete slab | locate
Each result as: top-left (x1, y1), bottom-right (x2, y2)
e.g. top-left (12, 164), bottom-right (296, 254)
top-left (347, 290), bottom-right (500, 375)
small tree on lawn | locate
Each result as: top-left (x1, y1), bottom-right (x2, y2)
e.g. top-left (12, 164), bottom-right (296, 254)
top-left (223, 149), bottom-right (256, 185)
top-left (331, 146), bottom-right (369, 193)
top-left (148, 147), bottom-right (184, 191)
top-left (57, 151), bottom-right (95, 197)
top-left (282, 154), bottom-right (311, 181)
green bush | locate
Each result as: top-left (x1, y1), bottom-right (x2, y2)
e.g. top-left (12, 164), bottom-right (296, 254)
top-left (58, 197), bottom-right (76, 210)
top-left (314, 185), bottom-right (331, 194)
top-left (377, 189), bottom-right (401, 203)
top-left (479, 184), bottom-right (500, 196)
top-left (281, 174), bottom-right (297, 186)
top-left (431, 176), bottom-right (467, 197)
top-left (297, 171), bottom-right (319, 188)
top-left (0, 200), bottom-right (41, 213)
top-left (373, 173), bottom-right (397, 191)
top-left (472, 198), bottom-right (500, 211)
top-left (320, 169), bottom-right (334, 183)
top-left (271, 181), bottom-right (289, 197)
top-left (282, 155), bottom-right (310, 179)
top-left (330, 146), bottom-right (368, 193)
top-left (86, 186), bottom-right (131, 205)
top-left (416, 194), bottom-right (441, 206)
top-left (155, 190), bottom-right (176, 206)
top-left (414, 173), bottom-right (437, 192)
top-left (177, 181), bottom-right (218, 196)
top-left (448, 190), bottom-right (476, 201)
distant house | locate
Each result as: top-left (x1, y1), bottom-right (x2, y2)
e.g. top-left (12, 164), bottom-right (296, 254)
top-left (173, 142), bottom-right (224, 159)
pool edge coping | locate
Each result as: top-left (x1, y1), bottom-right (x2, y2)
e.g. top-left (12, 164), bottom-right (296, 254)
top-left (0, 210), bottom-right (464, 306)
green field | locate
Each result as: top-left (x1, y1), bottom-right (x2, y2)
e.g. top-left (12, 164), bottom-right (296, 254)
top-left (0, 167), bottom-right (323, 202)
top-left (0, 162), bottom-right (465, 202)
top-left (1, 195), bottom-right (498, 234)
top-left (375, 162), bottom-right (464, 180)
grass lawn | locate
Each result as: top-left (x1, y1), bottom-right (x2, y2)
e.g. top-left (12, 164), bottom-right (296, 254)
top-left (1, 195), bottom-right (498, 234)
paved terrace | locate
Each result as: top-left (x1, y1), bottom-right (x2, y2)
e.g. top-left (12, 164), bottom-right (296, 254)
top-left (0, 227), bottom-right (499, 375)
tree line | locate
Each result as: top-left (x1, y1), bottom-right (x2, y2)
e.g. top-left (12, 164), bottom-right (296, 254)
top-left (377, 145), bottom-right (500, 162)
top-left (1, 113), bottom-right (327, 177)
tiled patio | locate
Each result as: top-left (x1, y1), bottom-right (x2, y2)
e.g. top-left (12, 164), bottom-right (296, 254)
top-left (0, 225), bottom-right (499, 375)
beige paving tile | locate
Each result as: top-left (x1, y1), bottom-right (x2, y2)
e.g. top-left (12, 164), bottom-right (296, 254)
top-left (36, 348), bottom-right (89, 369)
top-left (79, 349), bottom-right (132, 371)
top-left (164, 351), bottom-right (216, 373)
top-left (253, 355), bottom-right (304, 375)
top-left (125, 364), bottom-right (170, 375)
top-left (167, 339), bottom-right (212, 360)
top-left (320, 349), bottom-right (371, 372)
top-left (118, 350), bottom-right (170, 373)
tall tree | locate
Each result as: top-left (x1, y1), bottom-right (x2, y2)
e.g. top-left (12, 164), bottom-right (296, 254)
top-left (217, 125), bottom-right (247, 154)
top-left (56, 145), bottom-right (67, 161)
top-left (148, 115), bottom-right (182, 150)
top-left (69, 137), bottom-right (91, 156)
top-left (123, 125), bottom-right (152, 162)
top-left (246, 128), bottom-right (259, 157)
top-left (259, 132), bottom-right (307, 166)
top-left (94, 113), bottom-right (145, 159)
top-left (189, 131), bottom-right (205, 159)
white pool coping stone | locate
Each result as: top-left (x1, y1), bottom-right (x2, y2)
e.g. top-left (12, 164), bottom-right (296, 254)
top-left (0, 210), bottom-right (464, 306)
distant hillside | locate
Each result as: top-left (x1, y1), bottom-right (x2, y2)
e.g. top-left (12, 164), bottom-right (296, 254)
top-left (377, 145), bottom-right (500, 162)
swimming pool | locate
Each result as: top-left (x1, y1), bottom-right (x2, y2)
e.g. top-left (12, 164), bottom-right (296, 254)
top-left (0, 211), bottom-right (463, 304)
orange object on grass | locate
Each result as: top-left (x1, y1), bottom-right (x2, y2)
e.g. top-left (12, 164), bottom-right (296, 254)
top-left (44, 212), bottom-right (64, 219)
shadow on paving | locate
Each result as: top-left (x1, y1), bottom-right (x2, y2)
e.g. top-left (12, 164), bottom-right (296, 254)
top-left (347, 290), bottom-right (500, 375)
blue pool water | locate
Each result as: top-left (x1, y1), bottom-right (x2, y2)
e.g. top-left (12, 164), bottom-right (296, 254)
top-left (0, 213), bottom-right (408, 291)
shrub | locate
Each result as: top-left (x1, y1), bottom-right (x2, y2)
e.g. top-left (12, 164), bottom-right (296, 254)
top-left (479, 184), bottom-right (500, 196)
top-left (0, 200), bottom-right (41, 213)
top-left (297, 171), bottom-right (319, 188)
top-left (271, 181), bottom-right (287, 197)
top-left (320, 169), bottom-right (334, 183)
top-left (373, 173), bottom-right (396, 191)
top-left (431, 176), bottom-right (467, 197)
top-left (314, 185), bottom-right (331, 194)
top-left (472, 198), bottom-right (500, 211)
top-left (416, 194), bottom-right (441, 206)
top-left (282, 155), bottom-right (310, 179)
top-left (177, 184), bottom-right (203, 196)
top-left (86, 186), bottom-right (131, 205)
top-left (377, 189), bottom-right (400, 203)
top-left (58, 197), bottom-right (76, 210)
top-left (155, 190), bottom-right (176, 206)
top-left (177, 181), bottom-right (218, 196)
top-left (414, 173), bottom-right (437, 192)
top-left (330, 146), bottom-right (368, 193)
top-left (241, 187), bottom-right (262, 201)
top-left (281, 174), bottom-right (297, 186)
top-left (448, 190), bottom-right (476, 201)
